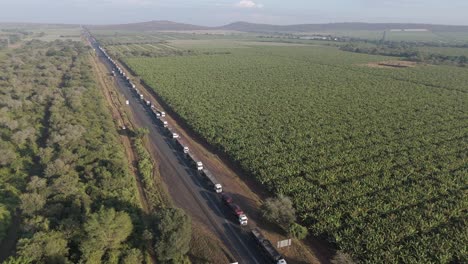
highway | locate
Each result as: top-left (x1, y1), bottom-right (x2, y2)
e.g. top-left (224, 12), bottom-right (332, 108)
top-left (91, 40), bottom-right (265, 264)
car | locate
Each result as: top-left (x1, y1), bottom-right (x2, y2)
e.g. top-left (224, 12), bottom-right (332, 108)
top-left (229, 203), bottom-right (244, 216)
top-left (221, 193), bottom-right (233, 204)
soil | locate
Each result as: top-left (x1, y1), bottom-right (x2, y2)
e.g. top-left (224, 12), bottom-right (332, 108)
top-left (363, 60), bottom-right (418, 69)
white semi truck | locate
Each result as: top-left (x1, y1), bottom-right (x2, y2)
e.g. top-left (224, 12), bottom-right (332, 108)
top-left (199, 169), bottom-right (223, 193)
top-left (186, 153), bottom-right (203, 170)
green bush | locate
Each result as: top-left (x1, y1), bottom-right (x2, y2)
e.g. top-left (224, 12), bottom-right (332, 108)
top-left (289, 222), bottom-right (308, 240)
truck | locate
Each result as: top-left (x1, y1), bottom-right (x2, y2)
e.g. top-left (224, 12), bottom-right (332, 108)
top-left (174, 138), bottom-right (189, 154)
top-left (228, 203), bottom-right (248, 225)
top-left (186, 153), bottom-right (203, 170)
top-left (251, 228), bottom-right (287, 264)
top-left (165, 126), bottom-right (175, 137)
top-left (146, 100), bottom-right (151, 106)
top-left (140, 94), bottom-right (144, 100)
top-left (159, 111), bottom-right (166, 117)
top-left (199, 169), bottom-right (223, 193)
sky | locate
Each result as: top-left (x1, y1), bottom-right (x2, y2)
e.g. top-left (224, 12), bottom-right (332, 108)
top-left (1, 0), bottom-right (468, 26)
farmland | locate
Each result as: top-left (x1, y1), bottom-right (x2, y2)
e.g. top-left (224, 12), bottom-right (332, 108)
top-left (124, 45), bottom-right (468, 263)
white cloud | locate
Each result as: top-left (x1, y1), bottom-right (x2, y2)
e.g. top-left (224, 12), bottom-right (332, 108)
top-left (235, 0), bottom-right (263, 9)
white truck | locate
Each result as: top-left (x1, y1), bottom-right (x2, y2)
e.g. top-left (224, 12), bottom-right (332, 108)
top-left (174, 138), bottom-right (189, 154)
top-left (199, 169), bottom-right (223, 193)
top-left (186, 153), bottom-right (203, 170)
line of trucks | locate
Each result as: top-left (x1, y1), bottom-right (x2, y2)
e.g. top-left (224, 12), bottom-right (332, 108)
top-left (96, 44), bottom-right (287, 264)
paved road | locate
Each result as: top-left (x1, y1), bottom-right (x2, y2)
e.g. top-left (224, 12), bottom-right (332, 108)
top-left (91, 41), bottom-right (264, 264)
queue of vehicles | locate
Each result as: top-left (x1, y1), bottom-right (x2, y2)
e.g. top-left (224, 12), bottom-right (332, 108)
top-left (96, 44), bottom-right (287, 264)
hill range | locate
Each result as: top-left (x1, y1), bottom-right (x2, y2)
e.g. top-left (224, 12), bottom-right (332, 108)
top-left (87, 20), bottom-right (468, 33)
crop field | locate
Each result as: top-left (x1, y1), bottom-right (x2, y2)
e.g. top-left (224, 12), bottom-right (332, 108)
top-left (103, 42), bottom-right (185, 58)
top-left (92, 30), bottom-right (252, 45)
top-left (123, 45), bottom-right (468, 263)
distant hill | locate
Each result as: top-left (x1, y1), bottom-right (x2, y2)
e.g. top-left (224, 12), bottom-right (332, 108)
top-left (88, 20), bottom-right (209, 31)
top-left (219, 21), bottom-right (468, 33)
top-left (86, 20), bottom-right (468, 33)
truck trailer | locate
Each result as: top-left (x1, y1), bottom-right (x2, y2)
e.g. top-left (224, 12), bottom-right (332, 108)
top-left (174, 138), bottom-right (190, 154)
top-left (186, 153), bottom-right (203, 170)
top-left (199, 169), bottom-right (223, 193)
top-left (251, 228), bottom-right (287, 264)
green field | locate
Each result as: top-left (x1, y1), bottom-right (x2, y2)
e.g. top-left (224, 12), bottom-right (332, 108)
top-left (92, 30), bottom-right (254, 45)
top-left (124, 45), bottom-right (468, 263)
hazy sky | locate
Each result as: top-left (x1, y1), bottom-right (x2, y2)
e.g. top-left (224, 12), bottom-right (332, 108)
top-left (1, 0), bottom-right (467, 26)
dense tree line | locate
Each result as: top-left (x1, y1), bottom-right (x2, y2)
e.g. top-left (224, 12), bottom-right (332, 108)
top-left (340, 42), bottom-right (468, 66)
top-left (0, 38), bottom-right (194, 263)
top-left (0, 40), bottom-right (145, 263)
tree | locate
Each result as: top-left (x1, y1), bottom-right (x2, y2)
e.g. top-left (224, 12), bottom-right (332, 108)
top-left (121, 248), bottom-right (143, 264)
top-left (289, 222), bottom-right (308, 240)
top-left (17, 231), bottom-right (69, 264)
top-left (331, 250), bottom-right (355, 264)
top-left (134, 127), bottom-right (149, 139)
top-left (80, 207), bottom-right (133, 264)
top-left (3, 256), bottom-right (33, 264)
top-left (0, 147), bottom-right (16, 166)
top-left (20, 192), bottom-right (46, 216)
top-left (261, 195), bottom-right (296, 229)
top-left (153, 207), bottom-right (191, 261)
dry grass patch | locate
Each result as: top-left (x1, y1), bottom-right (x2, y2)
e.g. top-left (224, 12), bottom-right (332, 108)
top-left (363, 60), bottom-right (418, 68)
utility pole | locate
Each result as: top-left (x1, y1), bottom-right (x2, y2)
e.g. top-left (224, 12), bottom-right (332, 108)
top-left (381, 30), bottom-right (387, 43)
top-left (380, 30), bottom-right (387, 43)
